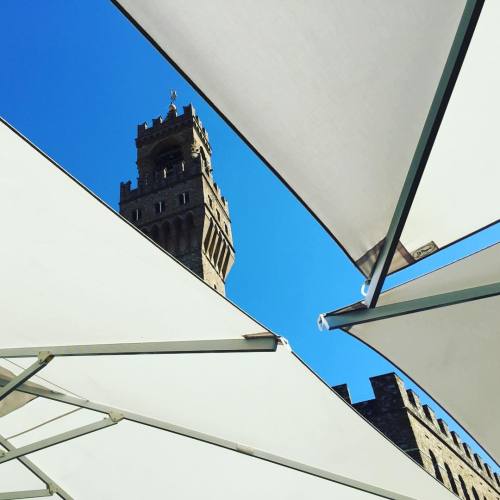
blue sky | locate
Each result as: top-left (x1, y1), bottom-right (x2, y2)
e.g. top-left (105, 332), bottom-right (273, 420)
top-left (1, 0), bottom-right (498, 471)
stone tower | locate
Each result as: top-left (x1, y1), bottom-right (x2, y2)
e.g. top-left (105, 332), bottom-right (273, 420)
top-left (119, 100), bottom-right (235, 294)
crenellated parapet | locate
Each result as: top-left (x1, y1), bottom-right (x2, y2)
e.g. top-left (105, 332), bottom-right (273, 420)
top-left (333, 373), bottom-right (500, 497)
top-left (136, 104), bottom-right (211, 154)
top-left (119, 99), bottom-right (234, 295)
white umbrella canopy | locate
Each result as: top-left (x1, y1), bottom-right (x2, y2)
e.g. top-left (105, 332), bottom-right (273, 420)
top-left (0, 460), bottom-right (47, 493)
top-left (113, 0), bottom-right (498, 277)
top-left (108, 1), bottom-right (500, 465)
top-left (328, 244), bottom-right (500, 464)
top-left (0, 414), bottom-right (408, 500)
top-left (0, 120), bottom-right (263, 348)
top-left (0, 352), bottom-right (460, 500)
top-left (0, 120), bottom-right (458, 499)
top-left (399, 0), bottom-right (500, 268)
top-left (122, 0), bottom-right (500, 464)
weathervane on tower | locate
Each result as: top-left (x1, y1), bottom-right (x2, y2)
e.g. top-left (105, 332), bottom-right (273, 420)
top-left (168, 89), bottom-right (178, 116)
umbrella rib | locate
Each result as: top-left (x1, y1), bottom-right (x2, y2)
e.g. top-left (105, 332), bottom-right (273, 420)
top-left (320, 281), bottom-right (500, 330)
top-left (0, 415), bottom-right (121, 465)
top-left (0, 435), bottom-right (74, 500)
top-left (0, 353), bottom-right (53, 402)
top-left (363, 0), bottom-right (485, 308)
top-left (0, 337), bottom-right (277, 359)
top-left (0, 377), bottom-right (415, 500)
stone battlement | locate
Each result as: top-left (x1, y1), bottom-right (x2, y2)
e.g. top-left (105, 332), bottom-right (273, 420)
top-left (136, 104), bottom-right (211, 153)
top-left (120, 157), bottom-right (228, 211)
top-left (333, 373), bottom-right (500, 497)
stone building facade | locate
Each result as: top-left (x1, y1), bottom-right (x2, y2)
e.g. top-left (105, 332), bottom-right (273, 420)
top-left (119, 101), bottom-right (234, 294)
top-left (333, 374), bottom-right (500, 500)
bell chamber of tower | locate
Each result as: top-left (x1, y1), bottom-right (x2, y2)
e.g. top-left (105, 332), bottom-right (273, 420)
top-left (119, 101), bottom-right (235, 295)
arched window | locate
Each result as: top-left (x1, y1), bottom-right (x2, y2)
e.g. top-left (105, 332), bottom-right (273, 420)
top-left (429, 450), bottom-right (443, 483)
top-left (131, 208), bottom-right (142, 222)
top-left (178, 191), bottom-right (190, 206)
top-left (471, 487), bottom-right (480, 500)
top-left (444, 463), bottom-right (458, 495)
top-left (459, 475), bottom-right (470, 500)
top-left (213, 230), bottom-right (223, 264)
top-left (154, 200), bottom-right (165, 214)
top-left (204, 220), bottom-right (214, 252)
top-left (217, 242), bottom-right (228, 271)
top-left (208, 227), bottom-right (218, 258)
top-left (156, 147), bottom-right (182, 166)
top-left (153, 145), bottom-right (182, 181)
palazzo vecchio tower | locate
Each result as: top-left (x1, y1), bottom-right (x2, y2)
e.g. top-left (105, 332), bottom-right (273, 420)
top-left (119, 94), bottom-right (235, 295)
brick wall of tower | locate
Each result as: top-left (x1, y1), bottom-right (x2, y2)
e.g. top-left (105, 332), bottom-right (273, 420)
top-left (333, 374), bottom-right (500, 500)
top-left (119, 103), bottom-right (234, 294)
top-left (350, 375), bottom-right (421, 464)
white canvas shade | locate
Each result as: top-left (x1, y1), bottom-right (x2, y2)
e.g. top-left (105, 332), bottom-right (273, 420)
top-left (0, 352), bottom-right (458, 500)
top-left (0, 418), bottom-right (393, 500)
top-left (113, 0), bottom-right (498, 277)
top-left (0, 460), bottom-right (47, 494)
top-left (0, 120), bottom-right (457, 498)
top-left (400, 0), bottom-right (500, 259)
top-left (117, 0), bottom-right (500, 464)
top-left (0, 121), bottom-right (264, 348)
top-left (330, 244), bottom-right (500, 464)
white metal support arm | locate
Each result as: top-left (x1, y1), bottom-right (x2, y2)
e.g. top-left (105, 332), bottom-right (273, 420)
top-left (0, 435), bottom-right (74, 500)
top-left (0, 377), bottom-right (414, 500)
top-left (362, 0), bottom-right (484, 308)
top-left (0, 489), bottom-right (52, 499)
top-left (0, 337), bottom-right (278, 359)
top-left (0, 352), bottom-right (53, 402)
top-left (319, 282), bottom-right (500, 330)
top-left (0, 414), bottom-right (121, 465)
